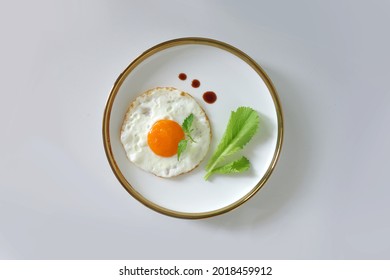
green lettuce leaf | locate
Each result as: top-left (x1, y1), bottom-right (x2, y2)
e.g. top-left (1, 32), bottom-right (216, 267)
top-left (205, 107), bottom-right (259, 180)
top-left (205, 156), bottom-right (250, 179)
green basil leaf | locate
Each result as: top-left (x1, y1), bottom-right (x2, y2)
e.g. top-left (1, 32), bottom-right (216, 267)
top-left (177, 139), bottom-right (188, 160)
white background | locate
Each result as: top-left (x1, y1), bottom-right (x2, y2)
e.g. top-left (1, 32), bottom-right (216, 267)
top-left (1, 0), bottom-right (389, 259)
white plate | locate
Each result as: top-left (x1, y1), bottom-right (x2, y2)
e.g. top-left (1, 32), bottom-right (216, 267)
top-left (103, 38), bottom-right (283, 219)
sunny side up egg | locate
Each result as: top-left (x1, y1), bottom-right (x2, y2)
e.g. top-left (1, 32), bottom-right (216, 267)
top-left (120, 87), bottom-right (211, 178)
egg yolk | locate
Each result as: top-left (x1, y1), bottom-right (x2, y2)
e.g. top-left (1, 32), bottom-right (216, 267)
top-left (147, 119), bottom-right (185, 157)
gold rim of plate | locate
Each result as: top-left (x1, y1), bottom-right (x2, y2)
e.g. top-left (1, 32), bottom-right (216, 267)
top-left (102, 37), bottom-right (284, 219)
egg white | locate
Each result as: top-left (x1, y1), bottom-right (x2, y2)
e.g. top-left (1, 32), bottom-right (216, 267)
top-left (120, 87), bottom-right (211, 178)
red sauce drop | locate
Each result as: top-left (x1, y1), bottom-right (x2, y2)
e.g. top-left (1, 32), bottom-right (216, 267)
top-left (203, 91), bottom-right (217, 104)
top-left (178, 73), bottom-right (187, 80)
top-left (191, 79), bottom-right (200, 88)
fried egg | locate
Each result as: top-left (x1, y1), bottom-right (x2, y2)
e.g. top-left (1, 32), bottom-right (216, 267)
top-left (120, 87), bottom-right (211, 178)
